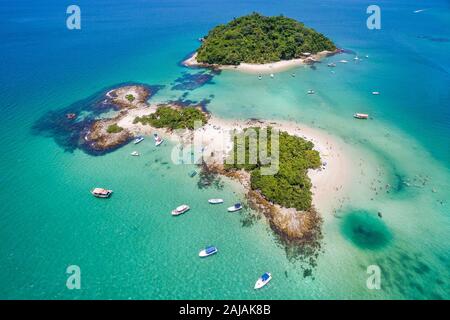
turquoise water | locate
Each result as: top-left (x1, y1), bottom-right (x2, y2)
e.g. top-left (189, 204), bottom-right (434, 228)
top-left (1, 0), bottom-right (449, 299)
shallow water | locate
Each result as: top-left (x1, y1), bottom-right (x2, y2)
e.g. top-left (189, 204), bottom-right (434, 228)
top-left (0, 0), bottom-right (449, 299)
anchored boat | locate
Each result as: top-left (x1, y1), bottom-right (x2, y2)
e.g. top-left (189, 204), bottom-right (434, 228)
top-left (91, 188), bottom-right (113, 198)
top-left (171, 204), bottom-right (190, 216)
top-left (227, 203), bottom-right (242, 212)
top-left (131, 151), bottom-right (140, 156)
top-left (208, 198), bottom-right (224, 204)
top-left (134, 136), bottom-right (144, 144)
top-left (199, 246), bottom-right (218, 258)
top-left (307, 89), bottom-right (315, 94)
top-left (353, 113), bottom-right (369, 119)
top-left (254, 272), bottom-right (272, 289)
top-left (154, 133), bottom-right (163, 146)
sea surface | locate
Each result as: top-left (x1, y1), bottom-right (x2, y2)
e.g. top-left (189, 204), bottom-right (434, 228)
top-left (0, 0), bottom-right (449, 299)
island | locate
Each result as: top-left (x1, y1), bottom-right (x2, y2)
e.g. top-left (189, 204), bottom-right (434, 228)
top-left (184, 12), bottom-right (339, 73)
top-left (83, 84), bottom-right (351, 245)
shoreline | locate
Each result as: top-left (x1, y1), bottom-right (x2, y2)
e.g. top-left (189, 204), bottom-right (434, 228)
top-left (182, 50), bottom-right (340, 74)
top-left (86, 85), bottom-right (353, 242)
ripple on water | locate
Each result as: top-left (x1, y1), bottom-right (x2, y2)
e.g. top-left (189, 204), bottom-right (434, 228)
top-left (340, 209), bottom-right (393, 250)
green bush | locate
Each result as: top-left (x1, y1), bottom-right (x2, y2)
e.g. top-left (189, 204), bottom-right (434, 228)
top-left (225, 127), bottom-right (321, 211)
top-left (196, 12), bottom-right (336, 65)
top-left (134, 106), bottom-right (207, 130)
top-left (106, 123), bottom-right (124, 133)
top-left (125, 94), bottom-right (135, 102)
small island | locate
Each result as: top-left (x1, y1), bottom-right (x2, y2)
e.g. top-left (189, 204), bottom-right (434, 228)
top-left (184, 13), bottom-right (338, 73)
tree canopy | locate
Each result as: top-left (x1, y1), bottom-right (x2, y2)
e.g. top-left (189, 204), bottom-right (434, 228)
top-left (225, 127), bottom-right (321, 211)
top-left (196, 13), bottom-right (336, 65)
top-left (133, 105), bottom-right (207, 130)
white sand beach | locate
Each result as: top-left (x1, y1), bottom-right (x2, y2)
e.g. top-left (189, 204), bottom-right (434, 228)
top-left (183, 50), bottom-right (337, 74)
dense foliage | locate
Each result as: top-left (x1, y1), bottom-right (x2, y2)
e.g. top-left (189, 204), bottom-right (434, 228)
top-left (133, 105), bottom-right (207, 130)
top-left (196, 13), bottom-right (336, 65)
top-left (225, 128), bottom-right (321, 211)
top-left (125, 94), bottom-right (135, 102)
top-left (106, 123), bottom-right (124, 133)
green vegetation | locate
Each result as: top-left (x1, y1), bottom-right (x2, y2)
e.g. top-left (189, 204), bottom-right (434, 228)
top-left (196, 13), bottom-right (336, 65)
top-left (106, 123), bottom-right (124, 133)
top-left (133, 105), bottom-right (207, 130)
top-left (225, 128), bottom-right (321, 211)
top-left (125, 94), bottom-right (135, 102)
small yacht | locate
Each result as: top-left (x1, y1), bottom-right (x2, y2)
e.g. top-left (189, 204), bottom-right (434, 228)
top-left (372, 91), bottom-right (380, 95)
top-left (307, 90), bottom-right (315, 95)
top-left (258, 75), bottom-right (262, 80)
top-left (254, 272), bottom-right (272, 290)
top-left (354, 113), bottom-right (369, 119)
top-left (134, 136), bottom-right (144, 144)
top-left (227, 203), bottom-right (242, 212)
top-left (339, 59), bottom-right (348, 63)
top-left (270, 73), bottom-right (274, 78)
top-left (171, 204), bottom-right (190, 216)
top-left (354, 56), bottom-right (360, 61)
top-left (130, 151), bottom-right (140, 156)
top-left (208, 198), bottom-right (224, 204)
top-left (154, 133), bottom-right (163, 146)
top-left (291, 73), bottom-right (296, 77)
top-left (199, 246), bottom-right (218, 258)
top-left (327, 63), bottom-right (336, 67)
top-left (91, 188), bottom-right (113, 198)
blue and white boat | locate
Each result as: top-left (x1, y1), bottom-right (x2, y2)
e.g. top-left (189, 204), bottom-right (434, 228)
top-left (199, 246), bottom-right (218, 257)
top-left (134, 136), bottom-right (144, 144)
top-left (254, 272), bottom-right (272, 289)
top-left (227, 203), bottom-right (242, 212)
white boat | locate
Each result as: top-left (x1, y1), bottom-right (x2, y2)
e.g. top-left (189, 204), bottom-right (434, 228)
top-left (270, 73), bottom-right (274, 78)
top-left (91, 188), bottom-right (113, 198)
top-left (354, 113), bottom-right (369, 119)
top-left (171, 204), bottom-right (190, 216)
top-left (339, 59), bottom-right (348, 63)
top-left (134, 136), bottom-right (144, 144)
top-left (258, 75), bottom-right (262, 80)
top-left (254, 272), bottom-right (272, 290)
top-left (131, 151), bottom-right (140, 156)
top-left (199, 246), bottom-right (218, 258)
top-left (307, 90), bottom-right (315, 94)
top-left (372, 91), bottom-right (380, 95)
top-left (354, 56), bottom-right (360, 60)
top-left (208, 198), bottom-right (224, 204)
top-left (154, 133), bottom-right (163, 146)
top-left (327, 63), bottom-right (336, 67)
top-left (227, 203), bottom-right (242, 212)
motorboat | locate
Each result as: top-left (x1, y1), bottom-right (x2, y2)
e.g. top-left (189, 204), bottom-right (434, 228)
top-left (227, 203), bottom-right (242, 212)
top-left (154, 133), bottom-right (163, 146)
top-left (372, 91), bottom-right (380, 95)
top-left (258, 75), bottom-right (262, 80)
top-left (353, 113), bottom-right (369, 119)
top-left (171, 204), bottom-right (190, 216)
top-left (130, 151), bottom-right (140, 156)
top-left (91, 188), bottom-right (113, 198)
top-left (199, 246), bottom-right (218, 258)
top-left (254, 272), bottom-right (272, 289)
top-left (327, 63), bottom-right (336, 67)
top-left (134, 136), bottom-right (144, 144)
top-left (189, 170), bottom-right (197, 177)
top-left (339, 59), bottom-right (348, 63)
top-left (307, 90), bottom-right (315, 94)
top-left (66, 113), bottom-right (77, 120)
top-left (270, 73), bottom-right (274, 78)
top-left (208, 199), bottom-right (224, 204)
